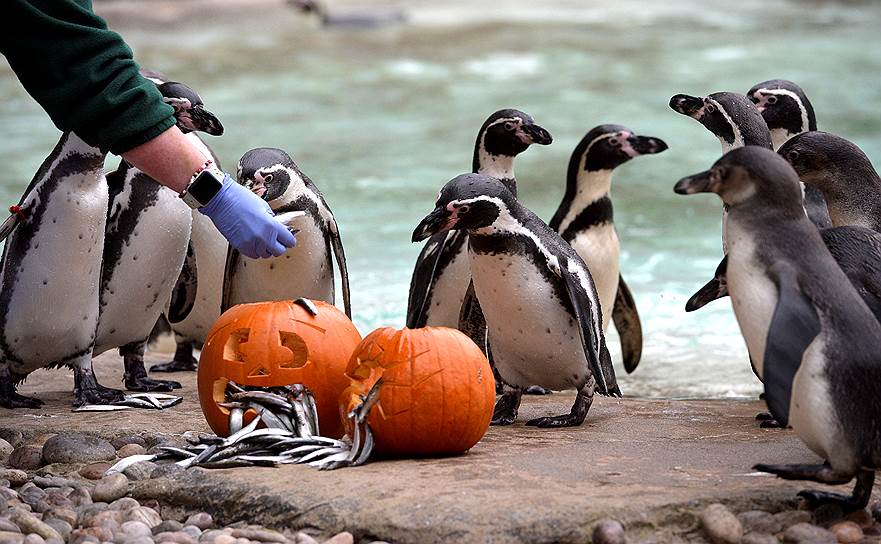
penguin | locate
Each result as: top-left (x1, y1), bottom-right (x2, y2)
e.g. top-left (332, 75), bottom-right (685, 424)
top-left (221, 148), bottom-right (351, 316)
top-left (549, 125), bottom-right (667, 373)
top-left (406, 109), bottom-right (552, 330)
top-left (412, 173), bottom-right (620, 427)
top-left (674, 146), bottom-right (880, 512)
top-left (94, 79), bottom-right (224, 392)
top-left (0, 133), bottom-right (118, 408)
top-left (779, 131), bottom-right (881, 232)
top-left (747, 79), bottom-right (831, 228)
top-left (288, 0), bottom-right (407, 29)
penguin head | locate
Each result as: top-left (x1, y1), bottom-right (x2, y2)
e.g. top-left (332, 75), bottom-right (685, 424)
top-left (778, 131), bottom-right (877, 194)
top-left (748, 79), bottom-right (816, 135)
top-left (157, 82), bottom-right (224, 136)
top-left (573, 124), bottom-right (668, 172)
top-left (412, 173), bottom-right (516, 242)
top-left (674, 147), bottom-right (803, 213)
top-left (670, 92), bottom-right (770, 149)
top-left (288, 0), bottom-right (319, 13)
top-left (474, 109), bottom-right (552, 166)
top-left (237, 147), bottom-right (307, 204)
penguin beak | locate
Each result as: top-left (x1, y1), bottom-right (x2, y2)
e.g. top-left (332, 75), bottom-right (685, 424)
top-left (189, 105), bottom-right (225, 136)
top-left (674, 169), bottom-right (716, 195)
top-left (623, 135), bottom-right (668, 158)
top-left (669, 94), bottom-right (705, 118)
top-left (412, 207), bottom-right (454, 242)
top-left (517, 123), bottom-right (553, 146)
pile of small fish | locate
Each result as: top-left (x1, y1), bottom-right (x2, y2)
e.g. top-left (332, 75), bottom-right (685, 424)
top-left (73, 392), bottom-right (183, 412)
top-left (106, 380), bottom-right (381, 474)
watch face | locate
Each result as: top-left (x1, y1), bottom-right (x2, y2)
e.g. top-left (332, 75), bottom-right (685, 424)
top-left (189, 170), bottom-right (224, 205)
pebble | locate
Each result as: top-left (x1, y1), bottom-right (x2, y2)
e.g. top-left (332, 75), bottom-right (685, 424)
top-left (79, 509), bottom-right (122, 529)
top-left (291, 534), bottom-right (319, 544)
top-left (0, 519), bottom-right (21, 533)
top-left (111, 436), bottom-right (147, 450)
top-left (0, 439), bottom-right (13, 462)
top-left (740, 532), bottom-right (779, 544)
top-left (0, 430), bottom-right (24, 448)
top-left (43, 507), bottom-right (77, 526)
top-left (9, 511), bottom-right (63, 541)
top-left (42, 519), bottom-right (72, 540)
top-left (67, 487), bottom-right (92, 508)
top-left (149, 465), bottom-right (184, 480)
top-left (829, 521), bottom-right (863, 543)
top-left (123, 462), bottom-right (157, 482)
top-left (41, 435), bottom-right (115, 465)
top-left (110, 498), bottom-right (141, 512)
top-left (91, 474), bottom-right (128, 503)
top-left (28, 435), bottom-right (55, 447)
top-left (184, 514), bottom-right (213, 531)
top-left (845, 509), bottom-right (874, 529)
top-left (121, 521), bottom-right (154, 539)
top-left (229, 528), bottom-right (287, 543)
top-left (153, 531), bottom-right (197, 544)
top-left (70, 527), bottom-right (113, 542)
top-left (322, 533), bottom-right (354, 544)
top-left (117, 444), bottom-right (147, 458)
top-left (700, 503), bottom-right (743, 544)
top-left (592, 519), bottom-right (626, 544)
top-left (774, 510), bottom-right (813, 528)
top-left (8, 447), bottom-right (43, 471)
top-left (152, 521), bottom-right (183, 535)
top-left (123, 507), bottom-right (162, 528)
top-left (737, 510), bottom-right (783, 534)
top-left (0, 531), bottom-right (25, 544)
top-left (783, 522), bottom-right (837, 543)
top-left (1, 470), bottom-right (28, 487)
top-left (122, 537), bottom-right (154, 544)
top-left (198, 529), bottom-right (231, 542)
top-left (181, 526), bottom-right (201, 540)
top-left (23, 534), bottom-right (45, 544)
top-left (211, 536), bottom-right (236, 544)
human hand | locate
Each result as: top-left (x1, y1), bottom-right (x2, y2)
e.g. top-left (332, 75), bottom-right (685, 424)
top-left (199, 174), bottom-right (296, 258)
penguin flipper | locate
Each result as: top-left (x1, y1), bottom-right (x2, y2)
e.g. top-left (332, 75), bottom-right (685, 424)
top-left (559, 258), bottom-right (619, 397)
top-left (0, 214), bottom-right (20, 242)
top-left (328, 219), bottom-right (352, 318)
top-left (406, 230), bottom-right (467, 328)
top-left (612, 274), bottom-right (642, 373)
top-left (763, 262), bottom-right (821, 427)
top-left (221, 246), bottom-right (240, 313)
top-left (457, 280), bottom-right (488, 355)
top-left (685, 256), bottom-right (729, 312)
top-left (167, 242), bottom-right (198, 324)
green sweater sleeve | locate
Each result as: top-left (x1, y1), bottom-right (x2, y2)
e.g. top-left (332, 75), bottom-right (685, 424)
top-left (1, 0), bottom-right (175, 154)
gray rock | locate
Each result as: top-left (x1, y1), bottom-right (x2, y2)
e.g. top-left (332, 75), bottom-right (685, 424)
top-left (783, 522), bottom-right (837, 543)
top-left (322, 533), bottom-right (354, 544)
top-left (737, 510), bottom-right (783, 534)
top-left (31, 476), bottom-right (81, 490)
top-left (228, 528), bottom-right (287, 543)
top-left (123, 462), bottom-right (157, 482)
top-left (152, 521), bottom-right (183, 536)
top-left (149, 465), bottom-right (184, 479)
top-left (68, 487), bottom-right (92, 508)
top-left (0, 430), bottom-right (23, 449)
top-left (774, 510), bottom-right (813, 528)
top-left (154, 531), bottom-right (197, 544)
top-left (700, 503), bottom-right (743, 544)
top-left (740, 532), bottom-right (778, 544)
top-left (0, 439), bottom-right (13, 462)
top-left (184, 514), bottom-right (213, 531)
top-left (41, 435), bottom-right (115, 465)
top-left (9, 511), bottom-right (63, 541)
top-left (211, 535), bottom-right (236, 544)
top-left (42, 519), bottom-right (72, 540)
top-left (23, 533), bottom-right (45, 544)
top-left (79, 509), bottom-right (123, 529)
top-left (122, 507), bottom-right (162, 528)
top-left (121, 521), bottom-right (153, 539)
top-left (91, 474), bottom-right (128, 503)
top-left (109, 498), bottom-right (141, 511)
top-left (122, 537), bottom-right (154, 544)
top-left (197, 529), bottom-right (230, 542)
top-left (111, 437), bottom-right (147, 450)
top-left (291, 534), bottom-right (319, 544)
top-left (181, 526), bottom-right (202, 540)
top-left (0, 530), bottom-right (25, 544)
top-left (8, 447), bottom-right (43, 471)
top-left (592, 519), bottom-right (626, 544)
top-left (0, 519), bottom-right (21, 533)
top-left (1, 470), bottom-right (28, 488)
top-left (43, 506), bottom-right (77, 526)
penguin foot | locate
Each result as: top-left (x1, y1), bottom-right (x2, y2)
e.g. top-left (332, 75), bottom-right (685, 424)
top-left (123, 350), bottom-right (182, 391)
top-left (524, 385), bottom-right (552, 395)
top-left (125, 375), bottom-right (182, 392)
top-left (74, 367), bottom-right (125, 407)
top-left (797, 490), bottom-right (866, 514)
top-left (755, 411), bottom-right (774, 420)
top-left (0, 391), bottom-right (44, 409)
top-left (491, 390), bottom-right (522, 426)
top-left (755, 412), bottom-right (784, 428)
top-left (753, 462), bottom-right (852, 485)
top-left (526, 385), bottom-right (592, 428)
top-left (150, 356), bottom-right (198, 373)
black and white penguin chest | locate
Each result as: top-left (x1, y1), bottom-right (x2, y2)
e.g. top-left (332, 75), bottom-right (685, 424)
top-left (555, 173), bottom-right (619, 330)
top-left (94, 160), bottom-right (193, 354)
top-left (467, 227), bottom-right (593, 391)
top-left (0, 133), bottom-right (107, 374)
top-left (226, 197), bottom-right (334, 307)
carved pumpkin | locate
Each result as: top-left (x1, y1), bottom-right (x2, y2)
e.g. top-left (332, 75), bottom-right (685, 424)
top-left (339, 326), bottom-right (495, 456)
top-left (198, 299), bottom-right (361, 438)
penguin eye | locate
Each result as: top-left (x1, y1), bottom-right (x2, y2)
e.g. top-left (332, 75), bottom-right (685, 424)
top-left (458, 204), bottom-right (471, 214)
top-left (608, 138), bottom-right (620, 146)
top-left (503, 122), bottom-right (515, 131)
top-left (709, 169), bottom-right (722, 183)
top-left (705, 104), bottom-right (717, 113)
top-left (263, 174), bottom-right (274, 183)
top-left (787, 150), bottom-right (800, 162)
top-left (767, 95), bottom-right (778, 105)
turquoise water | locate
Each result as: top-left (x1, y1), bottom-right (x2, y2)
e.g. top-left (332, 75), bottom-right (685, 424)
top-left (2, 0), bottom-right (880, 397)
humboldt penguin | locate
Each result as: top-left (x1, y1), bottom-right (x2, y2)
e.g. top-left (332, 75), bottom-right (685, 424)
top-left (0, 133), bottom-right (117, 408)
top-left (413, 173), bottom-right (620, 427)
top-left (221, 148), bottom-right (351, 316)
top-left (675, 146), bottom-right (880, 512)
top-left (95, 79), bottom-right (224, 392)
top-left (748, 79), bottom-right (831, 228)
top-left (406, 109), bottom-right (552, 331)
top-left (549, 125), bottom-right (667, 373)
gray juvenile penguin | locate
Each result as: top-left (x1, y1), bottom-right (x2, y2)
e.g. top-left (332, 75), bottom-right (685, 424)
top-left (549, 124), bottom-right (667, 373)
top-left (674, 147), bottom-right (880, 512)
top-left (413, 173), bottom-right (620, 428)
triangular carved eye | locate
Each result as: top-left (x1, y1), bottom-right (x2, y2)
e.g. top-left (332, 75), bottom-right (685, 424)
top-left (248, 366), bottom-right (271, 377)
top-left (278, 331), bottom-right (309, 369)
top-left (223, 328), bottom-right (250, 362)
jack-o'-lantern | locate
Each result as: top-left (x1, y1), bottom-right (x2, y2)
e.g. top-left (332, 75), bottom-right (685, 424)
top-left (339, 326), bottom-right (495, 456)
top-left (198, 299), bottom-right (361, 438)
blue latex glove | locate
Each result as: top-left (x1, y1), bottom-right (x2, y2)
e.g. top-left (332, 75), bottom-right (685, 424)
top-left (200, 174), bottom-right (297, 259)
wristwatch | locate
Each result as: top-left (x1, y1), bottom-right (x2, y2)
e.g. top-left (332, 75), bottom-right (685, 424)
top-left (180, 160), bottom-right (225, 209)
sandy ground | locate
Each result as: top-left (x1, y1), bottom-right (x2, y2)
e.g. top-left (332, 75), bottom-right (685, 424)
top-left (3, 352), bottom-right (879, 543)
